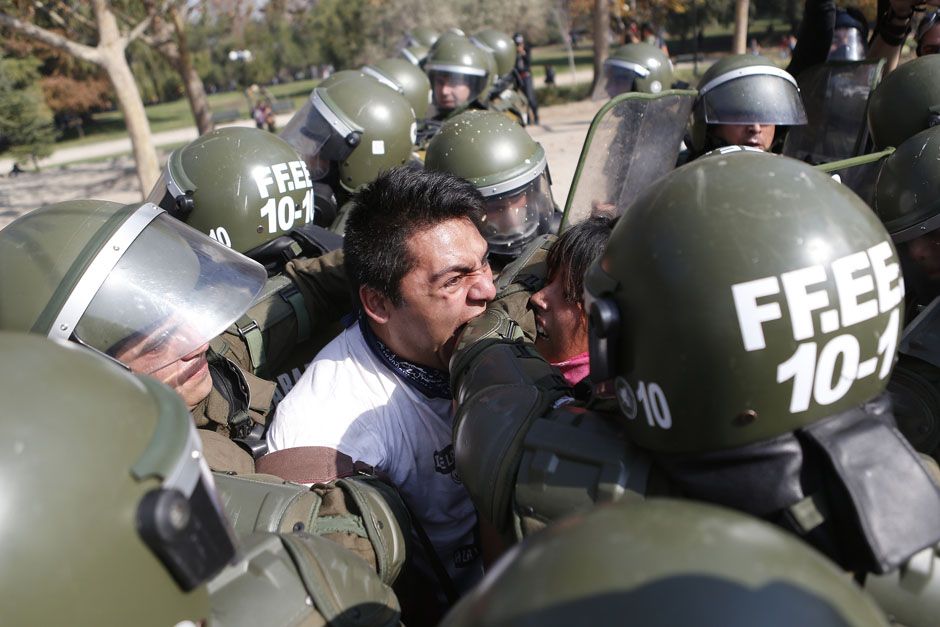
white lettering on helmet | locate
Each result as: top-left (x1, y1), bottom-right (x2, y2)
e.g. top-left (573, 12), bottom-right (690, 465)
top-left (252, 165), bottom-right (276, 199)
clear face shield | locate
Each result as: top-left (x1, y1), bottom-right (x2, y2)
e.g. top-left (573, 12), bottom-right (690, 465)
top-left (48, 204), bottom-right (267, 376)
top-left (480, 169), bottom-right (554, 258)
top-left (133, 376), bottom-right (238, 590)
top-left (279, 91), bottom-right (360, 181)
top-left (591, 60), bottom-right (645, 101)
top-left (427, 67), bottom-right (488, 115)
top-left (828, 27), bottom-right (867, 61)
top-left (698, 68), bottom-right (808, 126)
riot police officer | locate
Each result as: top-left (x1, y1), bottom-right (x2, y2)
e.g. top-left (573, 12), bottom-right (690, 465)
top-left (0, 199), bottom-right (273, 471)
top-left (0, 331), bottom-right (402, 626)
top-left (448, 151), bottom-right (940, 622)
top-left (590, 42), bottom-right (675, 100)
top-left (424, 35), bottom-right (492, 122)
top-left (424, 110), bottom-right (558, 266)
top-left (689, 54), bottom-right (807, 156)
top-left (442, 499), bottom-right (891, 626)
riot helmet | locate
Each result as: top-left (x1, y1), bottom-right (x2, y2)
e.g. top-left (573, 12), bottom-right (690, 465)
top-left (424, 110), bottom-right (555, 260)
top-left (0, 200), bottom-right (266, 398)
top-left (584, 151), bottom-right (904, 453)
top-left (0, 332), bottom-right (237, 624)
top-left (872, 126), bottom-right (940, 308)
top-left (591, 42), bottom-right (675, 100)
top-left (692, 55), bottom-right (807, 152)
top-left (867, 54), bottom-right (940, 150)
top-left (441, 500), bottom-right (888, 627)
top-left (280, 75), bottom-right (417, 193)
top-left (146, 127), bottom-right (319, 255)
top-left (424, 36), bottom-right (491, 117)
top-left (829, 8), bottom-right (869, 61)
top-left (916, 10), bottom-right (940, 56)
top-left (405, 26), bottom-right (439, 48)
top-left (362, 57), bottom-right (433, 120)
top-left (470, 29), bottom-right (516, 79)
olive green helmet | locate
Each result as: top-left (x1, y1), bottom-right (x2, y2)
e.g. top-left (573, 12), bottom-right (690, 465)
top-left (441, 499), bottom-right (889, 627)
top-left (867, 54), bottom-right (940, 150)
top-left (692, 54), bottom-right (807, 152)
top-left (584, 151), bottom-right (904, 453)
top-left (146, 127), bottom-right (316, 255)
top-left (425, 110), bottom-right (555, 259)
top-left (425, 36), bottom-right (492, 117)
top-left (0, 332), bottom-right (238, 625)
top-left (872, 125), bottom-right (940, 306)
top-left (362, 57), bottom-right (433, 120)
top-left (280, 75), bottom-right (416, 193)
top-left (405, 25), bottom-right (439, 48)
top-left (400, 44), bottom-right (430, 67)
top-left (591, 42), bottom-right (675, 100)
top-left (0, 200), bottom-right (266, 375)
top-left (470, 29), bottom-right (516, 78)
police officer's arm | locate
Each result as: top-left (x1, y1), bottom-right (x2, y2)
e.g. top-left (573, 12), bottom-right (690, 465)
top-left (867, 0), bottom-right (923, 73)
top-left (284, 248), bottom-right (355, 326)
top-left (786, 0), bottom-right (836, 78)
top-left (487, 233), bottom-right (556, 343)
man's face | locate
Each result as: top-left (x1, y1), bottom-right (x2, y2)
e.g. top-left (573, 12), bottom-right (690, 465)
top-left (380, 218), bottom-right (496, 370)
top-left (922, 24), bottom-right (940, 56)
top-left (529, 274), bottom-right (589, 364)
top-left (433, 72), bottom-right (473, 110)
top-left (711, 123), bottom-right (776, 151)
top-left (113, 320), bottom-right (212, 410)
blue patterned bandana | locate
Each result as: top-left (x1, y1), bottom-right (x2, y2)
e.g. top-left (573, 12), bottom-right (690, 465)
top-left (359, 311), bottom-right (452, 399)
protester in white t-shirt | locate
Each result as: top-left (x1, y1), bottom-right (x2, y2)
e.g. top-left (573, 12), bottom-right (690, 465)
top-left (266, 167), bottom-right (496, 618)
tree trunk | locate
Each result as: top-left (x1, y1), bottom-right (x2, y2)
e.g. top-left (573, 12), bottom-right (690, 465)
top-left (592, 0), bottom-right (610, 91)
top-left (552, 0), bottom-right (578, 85)
top-left (171, 8), bottom-right (213, 135)
top-left (94, 0), bottom-right (159, 193)
top-left (733, 0), bottom-right (749, 55)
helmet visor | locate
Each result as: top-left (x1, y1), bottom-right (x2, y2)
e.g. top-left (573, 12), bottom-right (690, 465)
top-left (480, 170), bottom-right (554, 257)
top-left (699, 74), bottom-right (808, 125)
top-left (428, 68), bottom-right (489, 113)
top-left (828, 28), bottom-right (867, 61)
top-left (280, 93), bottom-right (358, 180)
top-left (70, 213), bottom-right (266, 374)
top-left (592, 62), bottom-right (643, 101)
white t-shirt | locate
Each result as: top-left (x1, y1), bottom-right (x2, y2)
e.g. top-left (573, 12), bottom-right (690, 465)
top-left (267, 321), bottom-right (483, 593)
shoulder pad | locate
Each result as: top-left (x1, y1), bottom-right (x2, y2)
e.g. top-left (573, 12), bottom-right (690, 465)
top-left (495, 233), bottom-right (556, 294)
top-left (865, 543), bottom-right (940, 627)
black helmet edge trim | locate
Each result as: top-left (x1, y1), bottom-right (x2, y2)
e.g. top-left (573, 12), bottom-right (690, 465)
top-left (699, 64), bottom-right (799, 97)
top-left (480, 150), bottom-right (548, 197)
top-left (890, 208), bottom-right (940, 244)
top-left (47, 203), bottom-right (164, 342)
top-left (605, 58), bottom-right (652, 77)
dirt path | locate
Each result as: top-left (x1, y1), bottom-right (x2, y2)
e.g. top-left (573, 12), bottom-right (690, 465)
top-left (0, 98), bottom-right (604, 230)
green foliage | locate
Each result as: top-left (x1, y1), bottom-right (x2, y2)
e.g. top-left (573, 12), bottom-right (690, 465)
top-left (0, 56), bottom-right (58, 168)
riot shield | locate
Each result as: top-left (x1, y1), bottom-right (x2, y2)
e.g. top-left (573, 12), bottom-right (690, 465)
top-left (561, 90), bottom-right (696, 231)
top-left (782, 59), bottom-right (885, 164)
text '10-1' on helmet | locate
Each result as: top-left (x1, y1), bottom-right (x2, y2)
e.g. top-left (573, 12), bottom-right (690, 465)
top-left (0, 200), bottom-right (266, 376)
top-left (362, 57), bottom-right (433, 120)
top-left (591, 42), bottom-right (675, 100)
top-left (867, 54), bottom-right (940, 150)
top-left (280, 75), bottom-right (417, 193)
top-left (692, 55), bottom-right (807, 152)
top-left (440, 499), bottom-right (888, 627)
top-left (872, 125), bottom-right (940, 308)
top-left (0, 332), bottom-right (237, 625)
top-left (146, 127), bottom-right (318, 255)
top-left (425, 36), bottom-right (492, 117)
top-left (424, 110), bottom-right (555, 260)
top-left (584, 151), bottom-right (904, 453)
top-left (470, 29), bottom-right (516, 79)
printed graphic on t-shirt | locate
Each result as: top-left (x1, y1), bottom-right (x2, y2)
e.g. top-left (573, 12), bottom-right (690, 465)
top-left (453, 543), bottom-right (481, 568)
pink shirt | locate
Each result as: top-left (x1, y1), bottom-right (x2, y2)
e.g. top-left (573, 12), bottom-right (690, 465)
top-left (553, 351), bottom-right (590, 386)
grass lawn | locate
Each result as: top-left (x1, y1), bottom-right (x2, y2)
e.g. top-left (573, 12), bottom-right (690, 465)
top-left (54, 79), bottom-right (318, 151)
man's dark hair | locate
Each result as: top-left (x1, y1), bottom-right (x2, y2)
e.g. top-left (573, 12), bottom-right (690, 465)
top-left (344, 167), bottom-right (486, 306)
top-left (547, 215), bottom-right (617, 304)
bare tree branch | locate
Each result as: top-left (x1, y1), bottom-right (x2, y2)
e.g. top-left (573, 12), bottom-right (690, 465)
top-left (0, 11), bottom-right (100, 63)
top-left (124, 0), bottom-right (176, 44)
top-left (36, 0), bottom-right (97, 33)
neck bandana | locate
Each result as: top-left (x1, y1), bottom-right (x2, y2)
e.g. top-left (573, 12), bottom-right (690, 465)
top-left (359, 311), bottom-right (452, 399)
